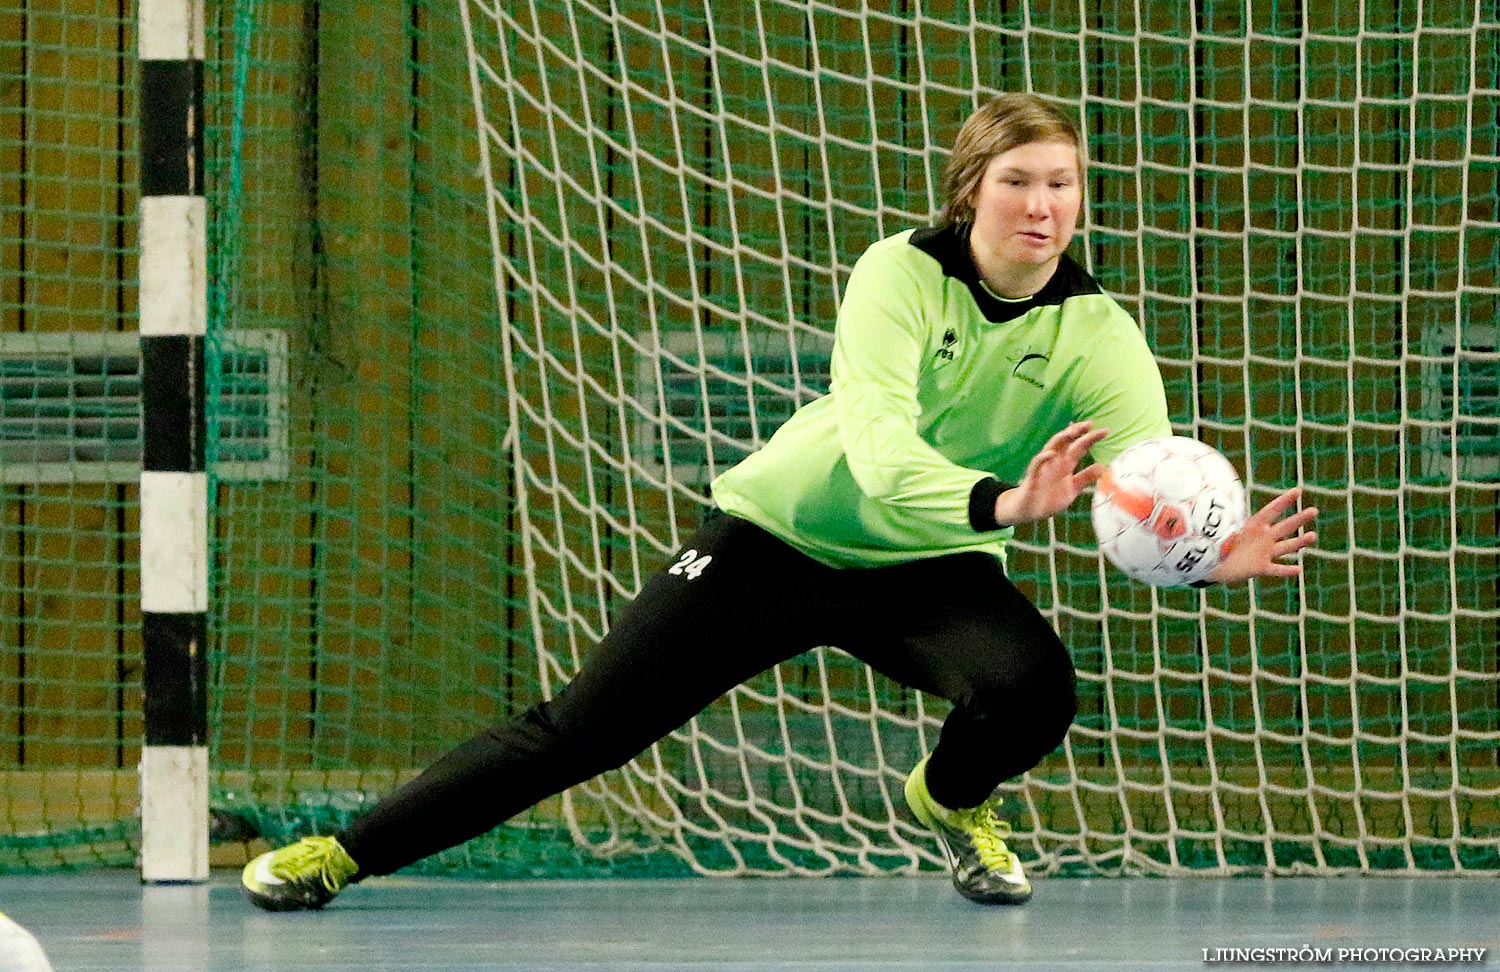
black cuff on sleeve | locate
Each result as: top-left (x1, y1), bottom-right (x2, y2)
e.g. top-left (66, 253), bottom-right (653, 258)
top-left (968, 477), bottom-right (1011, 532)
top-left (1189, 579), bottom-right (1218, 589)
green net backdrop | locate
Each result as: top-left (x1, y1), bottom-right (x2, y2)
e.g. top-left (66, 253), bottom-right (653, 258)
top-left (2, 0), bottom-right (1498, 876)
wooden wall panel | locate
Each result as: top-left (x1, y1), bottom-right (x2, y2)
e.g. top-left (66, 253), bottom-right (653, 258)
top-left (406, 1), bottom-right (526, 746)
top-left (209, 0), bottom-right (321, 771)
top-left (305, 0), bottom-right (418, 767)
top-left (0, 1), bottom-right (24, 765)
top-left (3, 2), bottom-right (133, 769)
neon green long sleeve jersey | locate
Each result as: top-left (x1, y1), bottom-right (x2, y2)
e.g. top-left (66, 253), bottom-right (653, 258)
top-left (710, 225), bottom-right (1171, 568)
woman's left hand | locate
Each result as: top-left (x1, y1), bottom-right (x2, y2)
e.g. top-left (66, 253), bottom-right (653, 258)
top-left (1209, 487), bottom-right (1319, 584)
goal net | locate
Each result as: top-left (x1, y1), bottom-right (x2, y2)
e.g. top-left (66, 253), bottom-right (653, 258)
top-left (424, 0), bottom-right (1500, 876)
top-left (4, 0), bottom-right (1498, 877)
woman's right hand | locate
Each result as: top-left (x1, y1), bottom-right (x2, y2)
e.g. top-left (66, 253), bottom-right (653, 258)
top-left (993, 421), bottom-right (1111, 527)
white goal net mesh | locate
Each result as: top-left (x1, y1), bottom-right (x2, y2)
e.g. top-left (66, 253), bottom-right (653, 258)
top-left (445, 0), bottom-right (1500, 876)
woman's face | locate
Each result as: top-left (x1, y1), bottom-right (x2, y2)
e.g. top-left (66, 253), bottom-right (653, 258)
top-left (967, 140), bottom-right (1082, 277)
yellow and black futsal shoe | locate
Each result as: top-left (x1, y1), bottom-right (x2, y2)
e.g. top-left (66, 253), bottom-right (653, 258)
top-left (904, 755), bottom-right (1032, 905)
top-left (242, 835), bottom-right (358, 911)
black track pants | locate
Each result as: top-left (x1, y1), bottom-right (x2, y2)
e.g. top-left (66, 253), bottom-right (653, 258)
top-left (339, 513), bottom-right (1076, 878)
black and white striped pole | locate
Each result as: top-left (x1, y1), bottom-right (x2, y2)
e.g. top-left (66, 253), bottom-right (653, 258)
top-left (138, 0), bottom-right (208, 883)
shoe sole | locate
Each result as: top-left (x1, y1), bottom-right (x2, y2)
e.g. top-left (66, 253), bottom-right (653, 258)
top-left (954, 878), bottom-right (1032, 905)
top-left (242, 885), bottom-right (318, 912)
top-left (241, 856), bottom-right (331, 912)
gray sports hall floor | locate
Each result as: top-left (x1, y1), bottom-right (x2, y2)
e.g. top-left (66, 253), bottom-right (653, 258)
top-left (3, 871), bottom-right (1496, 971)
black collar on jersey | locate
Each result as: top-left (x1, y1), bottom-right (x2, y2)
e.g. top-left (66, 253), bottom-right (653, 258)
top-left (908, 223), bottom-right (1100, 324)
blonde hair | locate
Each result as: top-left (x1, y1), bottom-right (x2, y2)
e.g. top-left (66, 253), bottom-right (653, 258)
top-left (937, 93), bottom-right (1083, 228)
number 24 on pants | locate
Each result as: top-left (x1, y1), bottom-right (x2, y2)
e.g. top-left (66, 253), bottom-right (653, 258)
top-left (669, 549), bottom-right (713, 579)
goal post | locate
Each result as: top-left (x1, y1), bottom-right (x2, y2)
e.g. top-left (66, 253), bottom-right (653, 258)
top-left (137, 0), bottom-right (210, 884)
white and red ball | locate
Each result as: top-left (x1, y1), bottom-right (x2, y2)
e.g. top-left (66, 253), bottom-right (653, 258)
top-left (1091, 436), bottom-right (1247, 587)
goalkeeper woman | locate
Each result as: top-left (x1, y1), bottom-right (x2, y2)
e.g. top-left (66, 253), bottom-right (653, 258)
top-left (243, 92), bottom-right (1318, 911)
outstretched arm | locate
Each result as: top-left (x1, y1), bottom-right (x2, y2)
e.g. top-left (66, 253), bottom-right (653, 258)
top-left (1209, 487), bottom-right (1319, 584)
